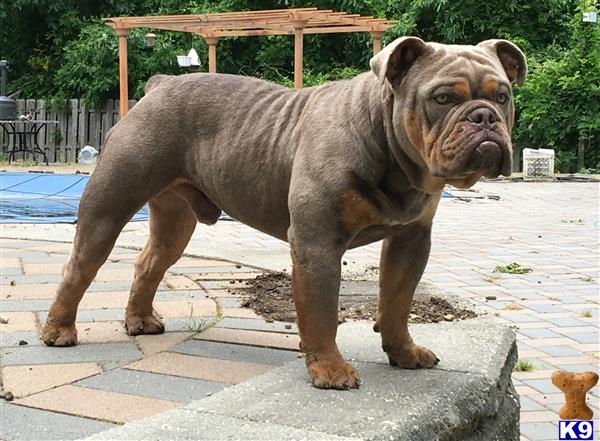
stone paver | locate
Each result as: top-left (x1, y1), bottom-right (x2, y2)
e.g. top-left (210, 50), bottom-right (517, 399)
top-left (1, 181), bottom-right (599, 440)
top-left (215, 317), bottom-right (298, 334)
top-left (172, 339), bottom-right (299, 366)
top-left (153, 299), bottom-right (216, 318)
top-left (77, 369), bottom-right (226, 402)
top-left (1, 342), bottom-right (141, 366)
top-left (0, 401), bottom-right (115, 441)
top-left (135, 332), bottom-right (193, 356)
top-left (1, 330), bottom-right (42, 346)
top-left (77, 321), bottom-right (130, 344)
top-left (15, 384), bottom-right (182, 423)
top-left (78, 291), bottom-right (130, 309)
top-left (194, 327), bottom-right (300, 350)
top-left (125, 351), bottom-right (271, 384)
top-left (0, 311), bottom-right (37, 332)
top-left (2, 362), bottom-right (102, 398)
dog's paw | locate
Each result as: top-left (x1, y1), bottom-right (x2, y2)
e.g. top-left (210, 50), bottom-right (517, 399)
top-left (308, 359), bottom-right (361, 390)
top-left (387, 344), bottom-right (439, 369)
top-left (42, 323), bottom-right (78, 346)
top-left (125, 314), bottom-right (165, 336)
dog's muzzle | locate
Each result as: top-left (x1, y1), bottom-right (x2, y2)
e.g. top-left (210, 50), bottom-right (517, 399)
top-left (434, 105), bottom-right (512, 179)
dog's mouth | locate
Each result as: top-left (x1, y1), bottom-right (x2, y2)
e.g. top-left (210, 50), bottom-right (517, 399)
top-left (465, 136), bottom-right (512, 178)
top-left (430, 120), bottom-right (512, 179)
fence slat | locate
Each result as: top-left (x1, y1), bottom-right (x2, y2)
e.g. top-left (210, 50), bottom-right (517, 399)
top-left (57, 105), bottom-right (68, 162)
top-left (66, 99), bottom-right (78, 162)
top-left (78, 102), bottom-right (88, 149)
top-left (37, 100), bottom-right (51, 160)
top-left (103, 99), bottom-right (114, 144)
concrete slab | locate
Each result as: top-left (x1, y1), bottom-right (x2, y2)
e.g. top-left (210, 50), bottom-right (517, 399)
top-left (85, 318), bottom-right (519, 441)
top-left (85, 409), bottom-right (358, 441)
top-left (337, 319), bottom-right (517, 382)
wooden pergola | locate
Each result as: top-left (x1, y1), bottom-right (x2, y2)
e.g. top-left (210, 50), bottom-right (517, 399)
top-left (104, 8), bottom-right (396, 117)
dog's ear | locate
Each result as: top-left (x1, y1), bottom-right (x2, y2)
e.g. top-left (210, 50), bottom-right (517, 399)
top-left (478, 39), bottom-right (527, 86)
top-left (370, 36), bottom-right (432, 88)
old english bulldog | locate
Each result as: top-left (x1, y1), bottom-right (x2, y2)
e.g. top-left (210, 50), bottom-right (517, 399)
top-left (42, 37), bottom-right (526, 389)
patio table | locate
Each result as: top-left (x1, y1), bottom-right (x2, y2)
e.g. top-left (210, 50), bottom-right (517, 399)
top-left (0, 119), bottom-right (58, 165)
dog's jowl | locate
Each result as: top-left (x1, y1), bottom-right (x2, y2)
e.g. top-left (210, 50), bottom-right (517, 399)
top-left (42, 37), bottom-right (526, 390)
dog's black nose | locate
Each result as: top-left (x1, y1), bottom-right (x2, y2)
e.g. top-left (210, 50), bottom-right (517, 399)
top-left (467, 108), bottom-right (497, 127)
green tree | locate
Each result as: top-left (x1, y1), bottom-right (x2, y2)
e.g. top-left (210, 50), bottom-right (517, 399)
top-left (1, 0), bottom-right (597, 168)
top-left (513, 1), bottom-right (600, 171)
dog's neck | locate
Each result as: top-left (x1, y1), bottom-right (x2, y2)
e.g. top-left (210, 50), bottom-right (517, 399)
top-left (367, 76), bottom-right (445, 195)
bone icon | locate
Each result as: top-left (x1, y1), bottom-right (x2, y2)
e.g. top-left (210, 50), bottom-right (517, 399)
top-left (551, 370), bottom-right (599, 420)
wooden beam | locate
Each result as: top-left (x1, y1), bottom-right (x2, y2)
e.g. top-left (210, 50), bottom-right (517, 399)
top-left (203, 25), bottom-right (383, 38)
top-left (204, 37), bottom-right (219, 73)
top-left (370, 31), bottom-right (384, 55)
top-left (291, 20), bottom-right (306, 89)
top-left (304, 26), bottom-right (373, 34)
top-left (115, 28), bottom-right (130, 119)
top-left (103, 10), bottom-right (396, 44)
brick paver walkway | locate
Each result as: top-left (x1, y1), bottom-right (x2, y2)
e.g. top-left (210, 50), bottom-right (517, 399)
top-left (1, 180), bottom-right (599, 441)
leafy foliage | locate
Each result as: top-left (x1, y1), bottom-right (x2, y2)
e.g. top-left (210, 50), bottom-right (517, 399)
top-left (513, 2), bottom-right (600, 171)
top-left (0, 0), bottom-right (598, 166)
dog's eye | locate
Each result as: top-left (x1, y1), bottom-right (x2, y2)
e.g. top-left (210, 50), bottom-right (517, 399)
top-left (434, 94), bottom-right (450, 105)
top-left (496, 93), bottom-right (509, 104)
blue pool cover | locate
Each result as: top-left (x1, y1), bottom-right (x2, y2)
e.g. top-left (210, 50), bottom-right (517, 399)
top-left (0, 172), bottom-right (148, 224)
top-left (0, 171), bottom-right (450, 224)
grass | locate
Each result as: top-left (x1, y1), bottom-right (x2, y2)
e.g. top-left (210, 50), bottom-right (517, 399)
top-left (495, 262), bottom-right (532, 274)
top-left (513, 358), bottom-right (536, 372)
top-left (580, 309), bottom-right (593, 318)
top-left (186, 300), bottom-right (223, 332)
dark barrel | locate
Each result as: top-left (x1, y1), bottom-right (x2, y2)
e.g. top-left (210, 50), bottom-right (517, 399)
top-left (0, 60), bottom-right (17, 121)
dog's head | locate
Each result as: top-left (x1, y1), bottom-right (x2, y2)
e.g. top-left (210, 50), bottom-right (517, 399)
top-left (371, 37), bottom-right (526, 188)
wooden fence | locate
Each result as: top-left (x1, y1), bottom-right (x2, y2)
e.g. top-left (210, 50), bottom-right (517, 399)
top-left (0, 99), bottom-right (137, 163)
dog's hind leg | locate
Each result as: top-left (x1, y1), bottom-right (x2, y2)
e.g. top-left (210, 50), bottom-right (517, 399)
top-left (42, 153), bottom-right (177, 346)
top-left (125, 189), bottom-right (197, 335)
top-left (42, 193), bottom-right (144, 346)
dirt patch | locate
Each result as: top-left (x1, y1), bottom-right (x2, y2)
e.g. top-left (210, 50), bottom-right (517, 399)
top-left (237, 273), bottom-right (477, 324)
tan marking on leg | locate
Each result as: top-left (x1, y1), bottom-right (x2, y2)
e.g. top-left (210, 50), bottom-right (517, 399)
top-left (341, 192), bottom-right (382, 235)
top-left (291, 252), bottom-right (359, 389)
top-left (43, 220), bottom-right (130, 346)
top-left (125, 190), bottom-right (197, 336)
top-left (377, 215), bottom-right (440, 369)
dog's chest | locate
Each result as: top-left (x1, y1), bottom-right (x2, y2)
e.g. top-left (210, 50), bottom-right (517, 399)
top-left (342, 187), bottom-right (439, 243)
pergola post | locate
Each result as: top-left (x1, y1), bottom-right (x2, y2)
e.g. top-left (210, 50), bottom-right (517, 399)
top-left (291, 20), bottom-right (307, 89)
top-left (370, 31), bottom-right (384, 55)
top-left (204, 37), bottom-right (219, 73)
top-left (115, 28), bottom-right (130, 119)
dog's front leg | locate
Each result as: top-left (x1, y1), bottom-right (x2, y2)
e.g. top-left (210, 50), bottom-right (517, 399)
top-left (288, 224), bottom-right (359, 390)
top-left (375, 223), bottom-right (440, 369)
